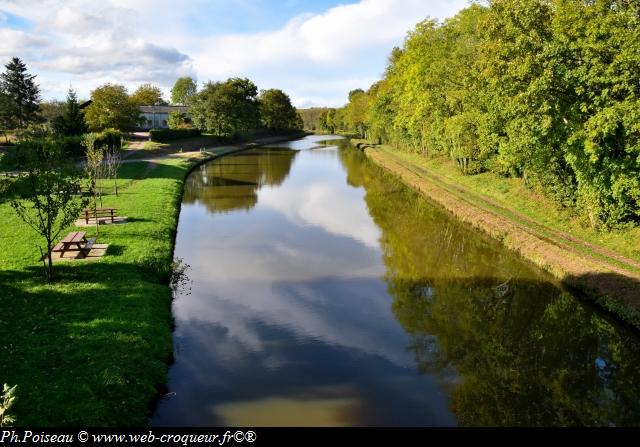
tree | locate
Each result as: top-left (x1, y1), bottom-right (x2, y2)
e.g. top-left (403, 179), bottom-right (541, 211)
top-left (167, 111), bottom-right (190, 129)
top-left (104, 144), bottom-right (122, 196)
top-left (0, 91), bottom-right (12, 140)
top-left (51, 88), bottom-right (87, 136)
top-left (190, 78), bottom-right (260, 137)
top-left (344, 89), bottom-right (370, 138)
top-left (84, 84), bottom-right (141, 131)
top-left (0, 57), bottom-right (41, 128)
top-left (130, 83), bottom-right (167, 106)
top-left (348, 89), bottom-right (365, 102)
top-left (3, 139), bottom-right (86, 281)
top-left (39, 100), bottom-right (65, 123)
top-left (258, 89), bottom-right (300, 131)
top-left (170, 77), bottom-right (197, 105)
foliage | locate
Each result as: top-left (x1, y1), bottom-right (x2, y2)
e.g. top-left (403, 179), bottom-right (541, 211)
top-left (39, 100), bottom-right (65, 123)
top-left (84, 84), bottom-right (142, 131)
top-left (2, 139), bottom-right (86, 281)
top-left (343, 0), bottom-right (640, 227)
top-left (298, 107), bottom-right (334, 132)
top-left (94, 128), bottom-right (123, 151)
top-left (0, 384), bottom-right (17, 427)
top-left (189, 78), bottom-right (260, 137)
top-left (0, 57), bottom-right (41, 128)
top-left (130, 83), bottom-right (167, 106)
top-left (51, 88), bottom-right (87, 137)
top-left (149, 128), bottom-right (201, 142)
top-left (83, 134), bottom-right (106, 234)
top-left (170, 77), bottom-right (197, 105)
top-left (167, 111), bottom-right (191, 129)
top-left (258, 89), bottom-right (301, 131)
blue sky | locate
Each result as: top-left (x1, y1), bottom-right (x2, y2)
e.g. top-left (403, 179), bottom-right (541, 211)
top-left (0, 0), bottom-right (469, 107)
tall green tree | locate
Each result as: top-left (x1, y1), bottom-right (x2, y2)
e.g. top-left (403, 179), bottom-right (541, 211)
top-left (190, 78), bottom-right (260, 137)
top-left (167, 111), bottom-right (191, 129)
top-left (170, 77), bottom-right (197, 105)
top-left (0, 57), bottom-right (41, 128)
top-left (2, 139), bottom-right (86, 281)
top-left (84, 84), bottom-right (141, 131)
top-left (130, 83), bottom-right (167, 106)
top-left (258, 89), bottom-right (300, 131)
top-left (51, 88), bottom-right (87, 136)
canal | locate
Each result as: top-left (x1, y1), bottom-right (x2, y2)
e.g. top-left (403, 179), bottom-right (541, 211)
top-left (152, 135), bottom-right (640, 426)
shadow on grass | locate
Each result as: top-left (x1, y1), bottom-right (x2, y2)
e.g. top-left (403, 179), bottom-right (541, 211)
top-left (0, 262), bottom-right (174, 426)
top-left (562, 272), bottom-right (640, 326)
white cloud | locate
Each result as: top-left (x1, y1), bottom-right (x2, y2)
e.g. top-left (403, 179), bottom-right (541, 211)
top-left (0, 0), bottom-right (468, 103)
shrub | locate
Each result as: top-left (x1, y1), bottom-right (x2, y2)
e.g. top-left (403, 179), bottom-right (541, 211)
top-left (149, 128), bottom-right (201, 142)
top-left (94, 128), bottom-right (122, 150)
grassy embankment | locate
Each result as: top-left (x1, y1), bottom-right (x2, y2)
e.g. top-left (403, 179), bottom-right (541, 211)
top-left (0, 134), bottom-right (297, 426)
top-left (357, 141), bottom-right (640, 327)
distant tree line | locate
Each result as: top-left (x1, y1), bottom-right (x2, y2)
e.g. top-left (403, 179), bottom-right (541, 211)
top-left (329, 0), bottom-right (640, 228)
top-left (0, 58), bottom-right (302, 141)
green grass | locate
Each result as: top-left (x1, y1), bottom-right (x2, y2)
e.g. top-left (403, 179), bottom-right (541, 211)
top-left (369, 143), bottom-right (640, 269)
top-left (0, 158), bottom-right (191, 426)
top-left (123, 136), bottom-right (229, 160)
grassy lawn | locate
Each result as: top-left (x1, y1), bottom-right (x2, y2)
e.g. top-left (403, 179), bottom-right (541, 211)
top-left (368, 143), bottom-right (640, 269)
top-left (122, 135), bottom-right (229, 160)
top-left (0, 159), bottom-right (190, 426)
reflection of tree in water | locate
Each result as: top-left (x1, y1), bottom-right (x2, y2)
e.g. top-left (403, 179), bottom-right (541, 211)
top-left (183, 148), bottom-right (298, 213)
top-left (338, 145), bottom-right (640, 426)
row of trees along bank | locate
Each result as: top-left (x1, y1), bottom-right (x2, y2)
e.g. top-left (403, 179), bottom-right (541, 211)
top-left (0, 58), bottom-right (302, 143)
top-left (304, 0), bottom-right (640, 229)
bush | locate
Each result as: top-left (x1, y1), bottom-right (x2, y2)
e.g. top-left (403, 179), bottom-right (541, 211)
top-left (57, 136), bottom-right (84, 157)
top-left (14, 129), bottom-right (122, 161)
top-left (149, 128), bottom-right (201, 142)
top-left (94, 128), bottom-right (122, 150)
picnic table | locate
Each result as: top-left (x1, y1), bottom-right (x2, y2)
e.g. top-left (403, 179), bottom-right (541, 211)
top-left (83, 207), bottom-right (118, 224)
top-left (52, 231), bottom-right (95, 257)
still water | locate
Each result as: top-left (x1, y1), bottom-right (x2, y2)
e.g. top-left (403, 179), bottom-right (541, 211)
top-left (152, 135), bottom-right (640, 426)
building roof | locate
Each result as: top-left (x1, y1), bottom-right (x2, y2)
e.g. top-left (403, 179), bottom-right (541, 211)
top-left (139, 105), bottom-right (189, 113)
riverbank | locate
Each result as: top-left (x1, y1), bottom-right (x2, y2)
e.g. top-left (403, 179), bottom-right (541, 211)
top-left (359, 142), bottom-right (640, 328)
top-left (0, 133), bottom-right (304, 425)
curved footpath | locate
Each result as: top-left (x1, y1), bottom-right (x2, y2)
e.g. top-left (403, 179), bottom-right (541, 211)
top-left (362, 144), bottom-right (640, 328)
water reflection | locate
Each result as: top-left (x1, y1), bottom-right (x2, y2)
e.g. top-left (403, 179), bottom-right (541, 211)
top-left (183, 148), bottom-right (298, 213)
top-left (153, 136), bottom-right (640, 427)
top-left (339, 147), bottom-right (640, 426)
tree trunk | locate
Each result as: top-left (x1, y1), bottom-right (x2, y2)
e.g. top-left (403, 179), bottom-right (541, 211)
top-left (46, 239), bottom-right (53, 282)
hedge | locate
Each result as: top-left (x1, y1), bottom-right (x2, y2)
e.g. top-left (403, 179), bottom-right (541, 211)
top-left (14, 129), bottom-right (123, 159)
top-left (149, 128), bottom-right (201, 142)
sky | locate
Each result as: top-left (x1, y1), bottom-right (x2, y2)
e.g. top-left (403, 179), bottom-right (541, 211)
top-left (0, 0), bottom-right (469, 107)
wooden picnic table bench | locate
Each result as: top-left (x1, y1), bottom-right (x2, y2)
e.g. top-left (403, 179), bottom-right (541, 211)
top-left (52, 231), bottom-right (95, 258)
top-left (83, 207), bottom-right (118, 224)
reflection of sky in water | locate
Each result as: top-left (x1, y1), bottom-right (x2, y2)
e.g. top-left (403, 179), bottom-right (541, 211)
top-left (152, 136), bottom-right (456, 427)
top-left (269, 134), bottom-right (345, 151)
top-left (259, 148), bottom-right (382, 249)
top-left (153, 135), bottom-right (640, 427)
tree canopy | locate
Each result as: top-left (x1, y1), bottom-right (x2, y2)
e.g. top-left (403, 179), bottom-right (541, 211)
top-left (84, 83), bottom-right (141, 131)
top-left (258, 89), bottom-right (301, 131)
top-left (170, 77), bottom-right (197, 105)
top-left (190, 78), bottom-right (260, 137)
top-left (130, 83), bottom-right (167, 106)
top-left (333, 0), bottom-right (640, 227)
top-left (0, 57), bottom-right (41, 128)
top-left (51, 88), bottom-right (87, 136)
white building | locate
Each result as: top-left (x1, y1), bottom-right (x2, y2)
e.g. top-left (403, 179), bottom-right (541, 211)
top-left (139, 105), bottom-right (190, 129)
